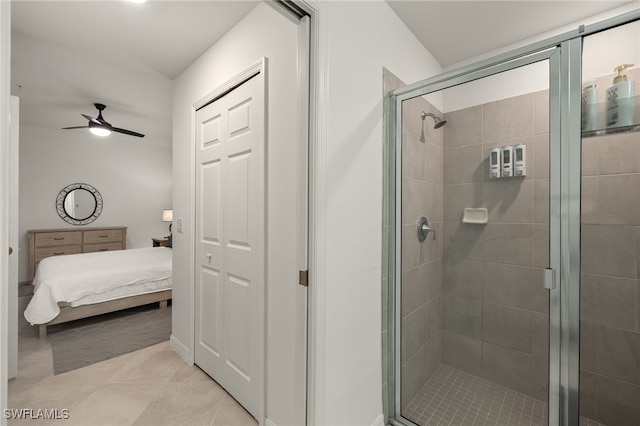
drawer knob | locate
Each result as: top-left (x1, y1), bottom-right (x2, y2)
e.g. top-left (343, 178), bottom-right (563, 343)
top-left (99, 248), bottom-right (108, 251)
top-left (53, 252), bottom-right (64, 255)
top-left (99, 235), bottom-right (109, 238)
top-left (54, 237), bottom-right (64, 241)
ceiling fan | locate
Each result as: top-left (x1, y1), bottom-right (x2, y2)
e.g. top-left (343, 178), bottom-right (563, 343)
top-left (62, 103), bottom-right (145, 138)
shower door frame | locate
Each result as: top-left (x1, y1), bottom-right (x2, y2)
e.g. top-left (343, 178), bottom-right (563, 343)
top-left (388, 47), bottom-right (563, 426)
top-left (385, 8), bottom-right (640, 426)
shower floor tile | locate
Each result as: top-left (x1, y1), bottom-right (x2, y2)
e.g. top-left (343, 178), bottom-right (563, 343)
top-left (403, 364), bottom-right (606, 426)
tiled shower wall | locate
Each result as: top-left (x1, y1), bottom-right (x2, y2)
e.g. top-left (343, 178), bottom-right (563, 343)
top-left (398, 89), bottom-right (444, 409)
top-left (383, 68), bottom-right (442, 413)
top-left (578, 69), bottom-right (640, 426)
top-left (580, 130), bottom-right (640, 426)
top-left (440, 91), bottom-right (551, 401)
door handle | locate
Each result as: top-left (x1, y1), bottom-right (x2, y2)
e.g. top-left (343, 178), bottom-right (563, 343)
top-left (8, 246), bottom-right (13, 255)
top-left (544, 268), bottom-right (556, 290)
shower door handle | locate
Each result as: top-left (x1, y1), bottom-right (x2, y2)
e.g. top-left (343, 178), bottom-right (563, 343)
top-left (543, 268), bottom-right (556, 290)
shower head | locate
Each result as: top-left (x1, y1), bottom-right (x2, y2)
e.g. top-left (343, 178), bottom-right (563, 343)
top-left (421, 111), bottom-right (447, 129)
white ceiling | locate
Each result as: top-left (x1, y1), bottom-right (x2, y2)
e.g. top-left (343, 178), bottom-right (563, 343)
top-left (10, 0), bottom-right (638, 144)
top-left (387, 0), bottom-right (636, 69)
top-left (11, 0), bottom-right (259, 145)
top-left (11, 1), bottom-right (260, 81)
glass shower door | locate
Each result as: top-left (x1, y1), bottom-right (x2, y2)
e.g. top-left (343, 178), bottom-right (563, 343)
top-left (390, 54), bottom-right (558, 426)
top-left (387, 11), bottom-right (640, 426)
top-left (578, 20), bottom-right (640, 426)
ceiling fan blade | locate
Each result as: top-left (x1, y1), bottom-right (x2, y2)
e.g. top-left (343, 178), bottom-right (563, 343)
top-left (81, 114), bottom-right (102, 125)
top-left (112, 127), bottom-right (145, 138)
top-left (62, 126), bottom-right (89, 130)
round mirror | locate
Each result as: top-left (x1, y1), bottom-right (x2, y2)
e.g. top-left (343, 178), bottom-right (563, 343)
top-left (56, 183), bottom-right (103, 225)
top-left (64, 188), bottom-right (96, 220)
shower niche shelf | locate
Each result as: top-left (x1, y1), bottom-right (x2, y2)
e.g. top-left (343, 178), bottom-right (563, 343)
top-left (582, 95), bottom-right (640, 137)
top-left (462, 208), bottom-right (488, 224)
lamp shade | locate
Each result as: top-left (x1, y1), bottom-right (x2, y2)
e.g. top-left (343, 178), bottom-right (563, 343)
top-left (162, 209), bottom-right (173, 222)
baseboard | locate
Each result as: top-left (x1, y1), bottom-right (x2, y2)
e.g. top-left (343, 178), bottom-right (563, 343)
top-left (265, 419), bottom-right (277, 426)
top-left (170, 334), bottom-right (193, 365)
top-left (371, 413), bottom-right (385, 426)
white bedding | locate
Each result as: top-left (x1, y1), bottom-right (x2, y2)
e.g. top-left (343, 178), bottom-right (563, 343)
top-left (24, 247), bottom-right (172, 325)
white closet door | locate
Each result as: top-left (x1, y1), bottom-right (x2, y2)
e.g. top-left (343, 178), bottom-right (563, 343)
top-left (194, 73), bottom-right (264, 419)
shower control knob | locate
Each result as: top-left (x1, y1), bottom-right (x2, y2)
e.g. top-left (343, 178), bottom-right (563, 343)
top-left (417, 217), bottom-right (435, 242)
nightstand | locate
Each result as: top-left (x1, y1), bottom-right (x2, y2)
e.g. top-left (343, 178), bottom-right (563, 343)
top-left (152, 237), bottom-right (169, 247)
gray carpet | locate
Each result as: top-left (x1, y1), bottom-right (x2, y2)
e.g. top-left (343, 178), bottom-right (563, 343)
top-left (49, 304), bottom-right (172, 375)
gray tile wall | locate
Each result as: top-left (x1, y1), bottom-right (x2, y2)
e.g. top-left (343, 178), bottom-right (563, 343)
top-left (441, 90), bottom-right (550, 401)
top-left (400, 93), bottom-right (444, 410)
top-left (384, 68), bottom-right (445, 414)
top-left (577, 68), bottom-right (640, 426)
top-left (580, 127), bottom-right (640, 425)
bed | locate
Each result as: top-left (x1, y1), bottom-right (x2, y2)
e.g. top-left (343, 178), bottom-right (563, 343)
top-left (24, 247), bottom-right (172, 339)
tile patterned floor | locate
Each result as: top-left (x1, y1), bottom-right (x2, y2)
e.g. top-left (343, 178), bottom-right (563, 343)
top-left (403, 365), bottom-right (606, 426)
top-left (9, 299), bottom-right (257, 426)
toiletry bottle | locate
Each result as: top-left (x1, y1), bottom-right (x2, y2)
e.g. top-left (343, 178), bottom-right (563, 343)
top-left (582, 80), bottom-right (598, 132)
top-left (606, 64), bottom-right (635, 127)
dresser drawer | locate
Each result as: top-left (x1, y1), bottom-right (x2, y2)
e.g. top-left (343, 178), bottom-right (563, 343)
top-left (83, 229), bottom-right (124, 244)
top-left (34, 245), bottom-right (82, 263)
top-left (35, 231), bottom-right (82, 247)
top-left (83, 242), bottom-right (123, 253)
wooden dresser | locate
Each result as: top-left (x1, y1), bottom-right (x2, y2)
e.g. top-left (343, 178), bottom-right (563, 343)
top-left (28, 226), bottom-right (127, 281)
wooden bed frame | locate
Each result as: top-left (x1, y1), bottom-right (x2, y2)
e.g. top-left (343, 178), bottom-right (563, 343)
top-left (38, 289), bottom-right (172, 339)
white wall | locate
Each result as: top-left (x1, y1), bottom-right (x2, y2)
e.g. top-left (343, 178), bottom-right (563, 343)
top-left (8, 96), bottom-right (18, 379)
top-left (443, 2), bottom-right (640, 113)
top-left (171, 2), bottom-right (443, 424)
top-left (314, 1), bottom-right (442, 424)
top-left (582, 18), bottom-right (640, 82)
top-left (13, 28), bottom-right (173, 283)
top-left (172, 3), bottom-right (304, 425)
top-left (18, 125), bottom-right (172, 282)
top-left (0, 1), bottom-right (9, 419)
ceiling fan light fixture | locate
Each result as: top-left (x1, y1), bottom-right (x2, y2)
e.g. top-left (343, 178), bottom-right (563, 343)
top-left (63, 103), bottom-right (145, 138)
top-left (89, 126), bottom-right (111, 137)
